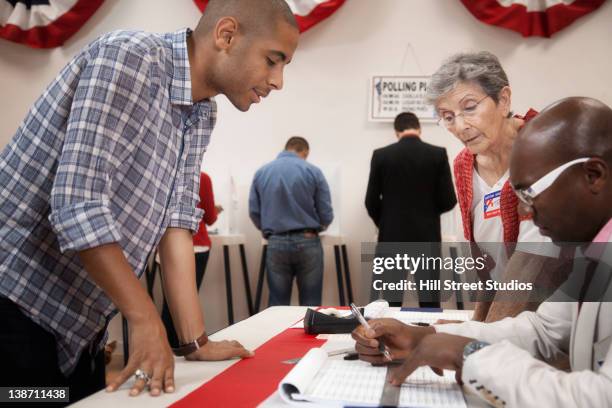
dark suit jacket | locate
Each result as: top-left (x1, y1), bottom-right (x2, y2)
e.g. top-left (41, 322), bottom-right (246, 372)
top-left (365, 137), bottom-right (457, 242)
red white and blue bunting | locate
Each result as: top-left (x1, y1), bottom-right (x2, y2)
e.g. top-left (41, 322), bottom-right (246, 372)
top-left (192, 0), bottom-right (346, 33)
top-left (0, 0), bottom-right (105, 48)
top-left (460, 0), bottom-right (606, 37)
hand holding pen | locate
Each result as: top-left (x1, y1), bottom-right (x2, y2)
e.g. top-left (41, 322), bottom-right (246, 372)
top-left (349, 303), bottom-right (392, 361)
top-left (350, 311), bottom-right (436, 366)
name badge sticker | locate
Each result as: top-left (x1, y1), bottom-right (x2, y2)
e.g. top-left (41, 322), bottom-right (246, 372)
top-left (484, 190), bottom-right (501, 219)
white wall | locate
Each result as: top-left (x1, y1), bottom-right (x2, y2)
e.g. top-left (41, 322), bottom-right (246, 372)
top-left (2, 0), bottom-right (612, 336)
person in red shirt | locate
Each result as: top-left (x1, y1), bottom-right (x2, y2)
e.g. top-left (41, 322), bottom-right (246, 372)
top-left (161, 172), bottom-right (222, 347)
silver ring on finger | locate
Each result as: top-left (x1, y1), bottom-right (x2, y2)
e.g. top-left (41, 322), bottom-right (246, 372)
top-left (134, 369), bottom-right (152, 385)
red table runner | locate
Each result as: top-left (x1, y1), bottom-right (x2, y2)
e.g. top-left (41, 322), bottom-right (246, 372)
top-left (170, 327), bottom-right (325, 407)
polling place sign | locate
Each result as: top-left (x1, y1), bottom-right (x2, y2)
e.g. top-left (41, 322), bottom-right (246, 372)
top-left (369, 75), bottom-right (436, 122)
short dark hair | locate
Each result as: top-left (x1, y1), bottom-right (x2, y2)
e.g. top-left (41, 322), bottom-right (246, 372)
top-left (198, 0), bottom-right (298, 35)
top-left (285, 136), bottom-right (309, 152)
top-left (394, 112), bottom-right (420, 132)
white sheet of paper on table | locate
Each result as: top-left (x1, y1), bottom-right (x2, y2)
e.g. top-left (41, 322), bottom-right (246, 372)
top-left (279, 348), bottom-right (466, 407)
top-left (315, 334), bottom-right (352, 341)
top-left (389, 310), bottom-right (473, 325)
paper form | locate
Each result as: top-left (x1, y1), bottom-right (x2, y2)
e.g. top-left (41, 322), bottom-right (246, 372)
top-left (279, 348), bottom-right (466, 407)
top-left (389, 310), bottom-right (473, 325)
top-left (315, 334), bottom-right (353, 341)
top-left (398, 367), bottom-right (466, 407)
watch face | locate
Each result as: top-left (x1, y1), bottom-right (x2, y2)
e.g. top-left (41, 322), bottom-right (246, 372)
top-left (463, 340), bottom-right (490, 361)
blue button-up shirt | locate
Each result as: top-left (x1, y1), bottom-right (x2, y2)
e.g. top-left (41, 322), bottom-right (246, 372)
top-left (249, 151), bottom-right (333, 236)
top-left (0, 29), bottom-right (215, 375)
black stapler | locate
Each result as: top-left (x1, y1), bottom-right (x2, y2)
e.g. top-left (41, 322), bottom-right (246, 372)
top-left (303, 307), bottom-right (362, 334)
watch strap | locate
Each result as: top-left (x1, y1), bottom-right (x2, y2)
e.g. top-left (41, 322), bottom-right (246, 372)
top-left (173, 331), bottom-right (208, 357)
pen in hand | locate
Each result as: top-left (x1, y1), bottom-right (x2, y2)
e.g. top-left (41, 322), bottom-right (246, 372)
top-left (349, 302), bottom-right (392, 361)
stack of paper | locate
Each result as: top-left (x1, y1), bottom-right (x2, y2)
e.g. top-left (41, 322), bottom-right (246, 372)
top-left (279, 348), bottom-right (466, 407)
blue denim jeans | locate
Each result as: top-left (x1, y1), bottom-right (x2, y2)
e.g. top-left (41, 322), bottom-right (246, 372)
top-left (266, 233), bottom-right (323, 306)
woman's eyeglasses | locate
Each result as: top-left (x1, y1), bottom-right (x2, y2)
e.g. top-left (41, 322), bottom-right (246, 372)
top-left (436, 95), bottom-right (490, 128)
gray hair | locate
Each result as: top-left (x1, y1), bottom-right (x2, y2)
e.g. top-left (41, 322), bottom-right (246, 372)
top-left (426, 51), bottom-right (509, 105)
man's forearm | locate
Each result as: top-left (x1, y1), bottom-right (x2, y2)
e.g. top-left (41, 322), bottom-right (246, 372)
top-left (159, 228), bottom-right (205, 343)
top-left (472, 301), bottom-right (492, 322)
top-left (485, 251), bottom-right (546, 322)
top-left (78, 243), bottom-right (158, 323)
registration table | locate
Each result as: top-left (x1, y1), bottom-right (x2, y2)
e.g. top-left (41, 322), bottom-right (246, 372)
top-left (74, 307), bottom-right (490, 408)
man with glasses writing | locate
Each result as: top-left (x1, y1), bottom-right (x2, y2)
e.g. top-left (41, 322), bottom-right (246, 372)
top-left (352, 97), bottom-right (612, 408)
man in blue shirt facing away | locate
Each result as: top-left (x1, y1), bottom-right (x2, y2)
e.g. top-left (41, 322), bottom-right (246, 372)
top-left (249, 137), bottom-right (334, 306)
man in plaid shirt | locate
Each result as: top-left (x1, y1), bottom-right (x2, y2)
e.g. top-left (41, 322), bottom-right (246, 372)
top-left (0, 0), bottom-right (298, 402)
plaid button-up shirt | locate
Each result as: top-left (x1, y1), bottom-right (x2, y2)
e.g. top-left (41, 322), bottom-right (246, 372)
top-left (0, 29), bottom-right (215, 375)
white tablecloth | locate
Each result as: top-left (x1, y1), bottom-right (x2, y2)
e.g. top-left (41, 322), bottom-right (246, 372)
top-left (73, 306), bottom-right (490, 407)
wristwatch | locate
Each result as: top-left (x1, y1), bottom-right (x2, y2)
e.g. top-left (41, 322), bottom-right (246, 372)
top-left (173, 331), bottom-right (209, 357)
top-left (463, 340), bottom-right (490, 363)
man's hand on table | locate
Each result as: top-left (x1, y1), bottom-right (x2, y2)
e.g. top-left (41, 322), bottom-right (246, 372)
top-left (185, 339), bottom-right (254, 361)
top-left (106, 329), bottom-right (254, 397)
top-left (78, 243), bottom-right (175, 397)
top-left (351, 318), bottom-right (474, 386)
top-left (106, 309), bottom-right (175, 397)
top-left (387, 333), bottom-right (474, 386)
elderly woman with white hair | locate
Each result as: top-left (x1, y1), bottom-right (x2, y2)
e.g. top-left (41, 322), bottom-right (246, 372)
top-left (427, 51), bottom-right (567, 322)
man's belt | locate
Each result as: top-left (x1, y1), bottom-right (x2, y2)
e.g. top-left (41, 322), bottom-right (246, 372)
top-left (270, 228), bottom-right (319, 237)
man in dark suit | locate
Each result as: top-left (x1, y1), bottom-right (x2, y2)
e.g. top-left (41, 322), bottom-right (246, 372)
top-left (365, 112), bottom-right (457, 307)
